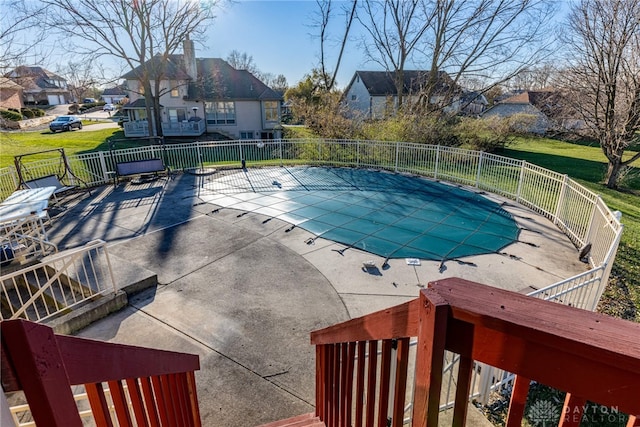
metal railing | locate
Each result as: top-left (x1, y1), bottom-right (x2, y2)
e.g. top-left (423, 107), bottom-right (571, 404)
top-left (0, 240), bottom-right (117, 322)
top-left (1, 214), bottom-right (57, 263)
top-left (0, 139), bottom-right (623, 310)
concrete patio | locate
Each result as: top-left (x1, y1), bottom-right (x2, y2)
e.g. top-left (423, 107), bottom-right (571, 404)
top-left (42, 168), bottom-right (588, 426)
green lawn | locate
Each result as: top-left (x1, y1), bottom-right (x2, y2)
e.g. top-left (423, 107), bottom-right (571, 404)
top-left (503, 137), bottom-right (640, 321)
top-left (0, 125), bottom-right (133, 168)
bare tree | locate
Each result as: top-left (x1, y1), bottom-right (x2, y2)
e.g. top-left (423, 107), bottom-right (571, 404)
top-left (419, 0), bottom-right (556, 112)
top-left (40, 0), bottom-right (217, 137)
top-left (262, 73), bottom-right (289, 93)
top-left (56, 59), bottom-right (106, 103)
top-left (0, 0), bottom-right (48, 72)
top-left (226, 50), bottom-right (261, 75)
top-left (356, 0), bottom-right (434, 108)
top-left (559, 0), bottom-right (640, 188)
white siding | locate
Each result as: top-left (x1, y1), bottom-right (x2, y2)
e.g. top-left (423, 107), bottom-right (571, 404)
top-left (343, 77), bottom-right (372, 118)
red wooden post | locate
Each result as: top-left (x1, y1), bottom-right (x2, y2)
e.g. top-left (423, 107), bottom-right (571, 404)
top-left (0, 319), bottom-right (83, 427)
top-left (186, 371), bottom-right (202, 427)
top-left (345, 342), bottom-right (356, 427)
top-left (316, 345), bottom-right (326, 421)
top-left (331, 343), bottom-right (340, 427)
top-left (355, 341), bottom-right (366, 427)
top-left (86, 382), bottom-right (114, 427)
top-left (412, 288), bottom-right (449, 427)
top-left (365, 340), bottom-right (378, 427)
top-left (452, 355), bottom-right (474, 427)
top-left (141, 376), bottom-right (161, 427)
top-left (392, 337), bottom-right (410, 427)
top-left (340, 343), bottom-right (348, 426)
top-left (506, 375), bottom-right (531, 427)
top-left (108, 380), bottom-right (134, 426)
top-left (125, 378), bottom-right (151, 427)
top-left (377, 339), bottom-right (393, 427)
top-left (559, 393), bottom-right (587, 427)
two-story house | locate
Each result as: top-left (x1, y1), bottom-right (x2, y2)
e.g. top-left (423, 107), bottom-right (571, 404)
top-left (342, 70), bottom-right (460, 119)
top-left (4, 66), bottom-right (71, 106)
top-left (120, 39), bottom-right (282, 139)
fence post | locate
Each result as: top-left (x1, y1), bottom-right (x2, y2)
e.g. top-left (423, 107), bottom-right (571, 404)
top-left (98, 151), bottom-right (109, 182)
top-left (434, 145), bottom-right (440, 180)
top-left (395, 142), bottom-right (400, 173)
top-left (356, 140), bottom-right (360, 167)
top-left (516, 161), bottom-right (526, 203)
top-left (554, 174), bottom-right (569, 226)
top-left (475, 151), bottom-right (484, 188)
top-left (279, 139), bottom-right (284, 167)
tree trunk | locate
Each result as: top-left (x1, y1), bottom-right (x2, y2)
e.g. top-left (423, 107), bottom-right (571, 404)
top-left (605, 158), bottom-right (622, 189)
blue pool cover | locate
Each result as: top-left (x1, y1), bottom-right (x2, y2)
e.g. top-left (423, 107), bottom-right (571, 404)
top-left (200, 167), bottom-right (520, 261)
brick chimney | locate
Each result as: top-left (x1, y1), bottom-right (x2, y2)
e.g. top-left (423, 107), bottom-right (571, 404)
top-left (183, 36), bottom-right (197, 80)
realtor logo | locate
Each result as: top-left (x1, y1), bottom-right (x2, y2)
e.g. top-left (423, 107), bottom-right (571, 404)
top-left (528, 400), bottom-right (560, 426)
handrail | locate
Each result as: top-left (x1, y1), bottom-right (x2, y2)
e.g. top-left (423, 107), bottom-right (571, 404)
top-left (311, 277), bottom-right (640, 427)
top-left (311, 299), bottom-right (419, 344)
top-left (1, 319), bottom-right (201, 426)
top-left (0, 239), bottom-right (116, 322)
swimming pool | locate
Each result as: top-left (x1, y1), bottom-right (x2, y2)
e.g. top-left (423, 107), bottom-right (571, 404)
top-left (198, 166), bottom-right (520, 262)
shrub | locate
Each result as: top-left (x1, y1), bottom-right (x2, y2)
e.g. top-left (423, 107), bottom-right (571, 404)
top-left (21, 108), bottom-right (35, 119)
top-left (361, 112), bottom-right (460, 146)
top-left (455, 116), bottom-right (513, 152)
top-left (0, 109), bottom-right (23, 121)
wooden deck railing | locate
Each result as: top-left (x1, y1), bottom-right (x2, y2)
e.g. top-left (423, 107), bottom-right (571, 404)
top-left (311, 277), bottom-right (640, 427)
top-left (1, 319), bottom-right (201, 426)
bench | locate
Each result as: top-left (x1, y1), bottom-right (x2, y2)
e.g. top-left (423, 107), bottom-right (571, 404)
top-left (114, 158), bottom-right (167, 186)
top-left (24, 175), bottom-right (77, 204)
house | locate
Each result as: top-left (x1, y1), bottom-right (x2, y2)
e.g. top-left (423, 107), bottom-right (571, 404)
top-left (4, 66), bottom-right (71, 105)
top-left (342, 70), bottom-right (460, 119)
top-left (101, 86), bottom-right (127, 104)
top-left (482, 90), bottom-right (582, 134)
top-left (0, 77), bottom-right (24, 110)
top-left (120, 38), bottom-right (282, 139)
top-left (459, 91), bottom-right (488, 116)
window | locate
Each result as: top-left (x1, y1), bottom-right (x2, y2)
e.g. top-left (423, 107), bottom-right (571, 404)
top-left (205, 101), bottom-right (235, 125)
top-left (170, 81), bottom-right (179, 98)
top-left (264, 101), bottom-right (279, 122)
top-left (240, 131), bottom-right (254, 139)
top-left (351, 95), bottom-right (357, 101)
top-left (167, 108), bottom-right (187, 123)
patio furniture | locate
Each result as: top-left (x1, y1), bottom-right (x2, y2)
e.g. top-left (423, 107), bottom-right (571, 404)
top-left (113, 158), bottom-right (167, 187)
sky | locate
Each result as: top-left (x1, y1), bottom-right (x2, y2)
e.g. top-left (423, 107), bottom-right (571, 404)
top-left (27, 0), bottom-right (574, 90)
top-left (201, 0), bottom-right (367, 88)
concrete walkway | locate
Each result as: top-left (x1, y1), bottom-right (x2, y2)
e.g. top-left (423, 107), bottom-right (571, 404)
top-left (46, 169), bottom-right (588, 426)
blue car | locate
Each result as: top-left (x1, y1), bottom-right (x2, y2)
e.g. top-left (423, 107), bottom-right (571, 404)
top-left (49, 115), bottom-right (83, 132)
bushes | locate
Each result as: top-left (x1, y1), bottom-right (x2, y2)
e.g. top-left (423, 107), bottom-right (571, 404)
top-left (20, 108), bottom-right (44, 119)
top-left (455, 116), bottom-right (514, 152)
top-left (0, 109), bottom-right (23, 121)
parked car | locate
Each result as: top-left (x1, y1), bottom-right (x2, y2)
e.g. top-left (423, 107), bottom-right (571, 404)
top-left (103, 103), bottom-right (115, 111)
top-left (49, 115), bottom-right (82, 132)
top-left (83, 98), bottom-right (96, 104)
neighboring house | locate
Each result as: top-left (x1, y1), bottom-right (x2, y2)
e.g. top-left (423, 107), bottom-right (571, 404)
top-left (482, 90), bottom-right (582, 134)
top-left (342, 70), bottom-right (460, 119)
top-left (0, 77), bottom-right (24, 110)
top-left (459, 91), bottom-right (488, 116)
top-left (120, 38), bottom-right (282, 139)
top-left (101, 86), bottom-right (127, 104)
top-left (4, 66), bottom-right (71, 105)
